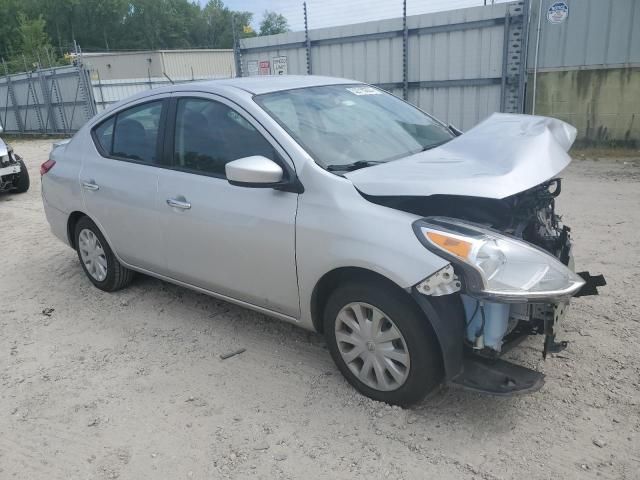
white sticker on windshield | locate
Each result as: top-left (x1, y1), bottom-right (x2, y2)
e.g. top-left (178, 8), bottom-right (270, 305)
top-left (346, 86), bottom-right (382, 96)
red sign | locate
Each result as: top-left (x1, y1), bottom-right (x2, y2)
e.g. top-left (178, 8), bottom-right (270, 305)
top-left (259, 61), bottom-right (270, 75)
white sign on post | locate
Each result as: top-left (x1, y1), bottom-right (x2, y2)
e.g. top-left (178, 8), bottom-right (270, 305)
top-left (271, 56), bottom-right (288, 75)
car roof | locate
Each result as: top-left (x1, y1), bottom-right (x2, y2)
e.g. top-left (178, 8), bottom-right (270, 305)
top-left (89, 75), bottom-right (363, 124)
top-left (179, 75), bottom-right (359, 95)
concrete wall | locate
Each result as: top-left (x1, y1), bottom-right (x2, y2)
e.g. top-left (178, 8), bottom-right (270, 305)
top-left (527, 67), bottom-right (639, 147)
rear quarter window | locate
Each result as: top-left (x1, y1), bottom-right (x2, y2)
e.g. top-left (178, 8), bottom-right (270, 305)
top-left (93, 116), bottom-right (114, 154)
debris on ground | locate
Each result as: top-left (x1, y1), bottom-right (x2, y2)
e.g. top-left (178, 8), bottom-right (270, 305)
top-left (219, 348), bottom-right (246, 360)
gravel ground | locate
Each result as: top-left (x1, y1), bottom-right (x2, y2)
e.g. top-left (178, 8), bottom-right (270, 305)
top-left (1, 139), bottom-right (639, 480)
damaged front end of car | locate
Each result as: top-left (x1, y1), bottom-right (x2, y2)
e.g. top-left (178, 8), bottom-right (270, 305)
top-left (0, 134), bottom-right (28, 193)
top-left (405, 180), bottom-right (605, 395)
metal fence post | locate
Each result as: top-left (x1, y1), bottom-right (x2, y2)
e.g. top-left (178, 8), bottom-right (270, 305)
top-left (500, 10), bottom-right (511, 112)
top-left (402, 0), bottom-right (409, 100)
top-left (232, 15), bottom-right (243, 77)
top-left (82, 67), bottom-right (98, 118)
top-left (304, 2), bottom-right (312, 75)
top-left (96, 69), bottom-right (106, 114)
top-left (50, 67), bottom-right (70, 133)
top-left (518, 0), bottom-right (532, 113)
top-left (38, 67), bottom-right (58, 133)
top-left (2, 59), bottom-right (24, 133)
top-left (23, 55), bottom-right (46, 133)
top-left (500, 1), bottom-right (528, 114)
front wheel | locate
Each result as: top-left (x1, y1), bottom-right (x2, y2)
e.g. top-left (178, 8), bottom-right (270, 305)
top-left (323, 280), bottom-right (443, 406)
top-left (13, 159), bottom-right (29, 193)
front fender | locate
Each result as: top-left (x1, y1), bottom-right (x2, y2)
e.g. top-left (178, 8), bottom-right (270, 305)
top-left (411, 290), bottom-right (466, 382)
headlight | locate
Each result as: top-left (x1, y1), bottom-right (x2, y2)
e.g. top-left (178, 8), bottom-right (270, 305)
top-left (413, 217), bottom-right (585, 302)
top-left (0, 155), bottom-right (9, 166)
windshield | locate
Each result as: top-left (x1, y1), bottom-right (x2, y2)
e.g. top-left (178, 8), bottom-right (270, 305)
top-left (255, 84), bottom-right (453, 170)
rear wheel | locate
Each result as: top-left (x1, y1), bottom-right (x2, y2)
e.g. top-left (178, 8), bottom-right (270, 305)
top-left (13, 160), bottom-right (29, 193)
top-left (323, 280), bottom-right (443, 406)
top-left (74, 216), bottom-right (134, 291)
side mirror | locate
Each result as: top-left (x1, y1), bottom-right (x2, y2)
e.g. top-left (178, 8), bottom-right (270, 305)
top-left (225, 156), bottom-right (284, 187)
top-left (0, 125), bottom-right (3, 134)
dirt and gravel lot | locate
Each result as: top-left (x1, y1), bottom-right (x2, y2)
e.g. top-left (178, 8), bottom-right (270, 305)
top-left (1, 138), bottom-right (639, 479)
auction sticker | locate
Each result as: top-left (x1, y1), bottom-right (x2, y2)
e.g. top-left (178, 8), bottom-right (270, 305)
top-left (547, 1), bottom-right (568, 24)
top-left (346, 86), bottom-right (382, 96)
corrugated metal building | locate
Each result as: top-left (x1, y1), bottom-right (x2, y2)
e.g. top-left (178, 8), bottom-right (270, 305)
top-left (239, 2), bottom-right (527, 131)
top-left (527, 0), bottom-right (640, 146)
top-left (83, 49), bottom-right (235, 81)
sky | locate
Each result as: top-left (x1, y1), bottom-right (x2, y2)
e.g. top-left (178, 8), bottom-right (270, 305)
top-left (218, 0), bottom-right (509, 31)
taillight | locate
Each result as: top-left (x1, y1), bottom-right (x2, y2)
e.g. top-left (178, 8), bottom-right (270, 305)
top-left (40, 159), bottom-right (56, 175)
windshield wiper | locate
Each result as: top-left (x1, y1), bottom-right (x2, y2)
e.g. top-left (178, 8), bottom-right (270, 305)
top-left (326, 160), bottom-right (385, 172)
top-left (420, 139), bottom-right (450, 152)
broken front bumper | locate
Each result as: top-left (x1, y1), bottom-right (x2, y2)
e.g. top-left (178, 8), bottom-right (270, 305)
top-left (0, 163), bottom-right (21, 178)
top-left (412, 267), bottom-right (606, 396)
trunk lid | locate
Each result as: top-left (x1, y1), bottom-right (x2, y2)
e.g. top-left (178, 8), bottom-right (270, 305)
top-left (345, 113), bottom-right (577, 199)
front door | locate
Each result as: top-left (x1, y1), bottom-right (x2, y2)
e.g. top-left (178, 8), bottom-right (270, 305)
top-left (80, 99), bottom-right (167, 273)
top-left (157, 94), bottom-right (299, 317)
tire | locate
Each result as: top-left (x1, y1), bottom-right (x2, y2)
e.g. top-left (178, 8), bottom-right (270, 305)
top-left (74, 216), bottom-right (134, 292)
top-left (13, 160), bottom-right (30, 193)
top-left (324, 279), bottom-right (443, 407)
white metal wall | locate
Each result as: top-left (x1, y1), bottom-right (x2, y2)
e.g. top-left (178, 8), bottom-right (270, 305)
top-left (239, 3), bottom-right (521, 130)
top-left (160, 50), bottom-right (235, 79)
top-left (84, 50), bottom-right (235, 81)
top-left (92, 76), bottom-right (220, 112)
top-left (529, 0), bottom-right (640, 71)
top-left (89, 50), bottom-right (237, 112)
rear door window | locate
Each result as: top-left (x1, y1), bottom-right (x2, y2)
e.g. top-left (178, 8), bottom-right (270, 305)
top-left (92, 100), bottom-right (164, 164)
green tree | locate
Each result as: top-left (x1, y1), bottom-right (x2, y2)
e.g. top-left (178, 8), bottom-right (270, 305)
top-left (15, 13), bottom-right (55, 69)
top-left (259, 10), bottom-right (289, 36)
top-left (0, 0), bottom-right (284, 70)
top-left (202, 0), bottom-right (254, 49)
top-left (0, 0), bottom-right (25, 62)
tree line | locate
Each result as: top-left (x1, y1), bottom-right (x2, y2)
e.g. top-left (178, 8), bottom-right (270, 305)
top-left (0, 0), bottom-right (290, 73)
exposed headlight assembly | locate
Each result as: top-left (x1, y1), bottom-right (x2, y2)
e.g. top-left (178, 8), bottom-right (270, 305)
top-left (413, 217), bottom-right (585, 303)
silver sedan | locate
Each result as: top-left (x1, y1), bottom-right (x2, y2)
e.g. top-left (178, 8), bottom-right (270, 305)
top-left (41, 76), bottom-right (602, 406)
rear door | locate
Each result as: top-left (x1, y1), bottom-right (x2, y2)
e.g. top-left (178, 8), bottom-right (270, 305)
top-left (80, 98), bottom-right (168, 273)
top-left (156, 93), bottom-right (299, 317)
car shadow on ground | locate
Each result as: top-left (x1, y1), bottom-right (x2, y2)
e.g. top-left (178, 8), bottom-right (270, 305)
top-left (121, 270), bottom-right (529, 424)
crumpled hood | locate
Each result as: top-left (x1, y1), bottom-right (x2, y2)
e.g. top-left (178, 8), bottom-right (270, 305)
top-left (345, 113), bottom-right (577, 199)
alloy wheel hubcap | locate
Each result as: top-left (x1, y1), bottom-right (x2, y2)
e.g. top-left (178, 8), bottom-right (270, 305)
top-left (335, 302), bottom-right (410, 391)
top-left (78, 229), bottom-right (108, 282)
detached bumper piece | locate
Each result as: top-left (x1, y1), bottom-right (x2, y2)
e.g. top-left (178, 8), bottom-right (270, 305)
top-left (574, 271), bottom-right (606, 297)
top-left (451, 355), bottom-right (544, 396)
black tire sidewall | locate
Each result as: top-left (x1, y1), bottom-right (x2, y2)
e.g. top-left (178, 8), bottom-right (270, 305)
top-left (13, 160), bottom-right (30, 193)
top-left (324, 280), bottom-right (443, 407)
top-left (74, 217), bottom-right (119, 291)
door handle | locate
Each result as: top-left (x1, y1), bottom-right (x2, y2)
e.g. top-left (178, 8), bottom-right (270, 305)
top-left (82, 181), bottom-right (99, 191)
top-left (166, 197), bottom-right (191, 210)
